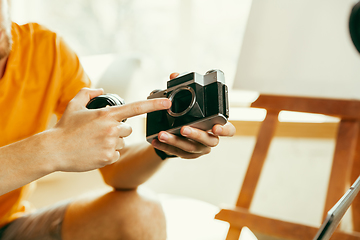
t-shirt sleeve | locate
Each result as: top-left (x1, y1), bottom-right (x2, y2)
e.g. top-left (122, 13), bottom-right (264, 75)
top-left (54, 37), bottom-right (91, 119)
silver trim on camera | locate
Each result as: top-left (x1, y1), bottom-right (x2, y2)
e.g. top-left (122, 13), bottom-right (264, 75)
top-left (146, 113), bottom-right (228, 143)
top-left (106, 93), bottom-right (125, 106)
top-left (167, 86), bottom-right (196, 117)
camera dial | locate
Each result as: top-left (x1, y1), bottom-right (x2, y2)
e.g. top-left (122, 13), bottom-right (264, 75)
top-left (167, 86), bottom-right (196, 117)
top-left (205, 69), bottom-right (224, 75)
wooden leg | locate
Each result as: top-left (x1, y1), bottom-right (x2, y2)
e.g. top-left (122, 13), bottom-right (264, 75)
top-left (236, 110), bottom-right (279, 209)
top-left (351, 121), bottom-right (360, 232)
top-left (226, 226), bottom-right (242, 240)
top-left (323, 120), bottom-right (359, 220)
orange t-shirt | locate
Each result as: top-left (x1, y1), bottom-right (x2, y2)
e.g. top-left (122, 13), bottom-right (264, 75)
top-left (0, 22), bottom-right (91, 227)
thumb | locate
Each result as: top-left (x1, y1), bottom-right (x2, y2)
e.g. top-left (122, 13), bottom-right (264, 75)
top-left (68, 88), bottom-right (104, 110)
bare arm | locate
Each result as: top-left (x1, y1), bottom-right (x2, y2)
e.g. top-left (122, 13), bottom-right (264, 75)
top-left (0, 130), bottom-right (57, 195)
top-left (0, 88), bottom-right (171, 196)
top-left (99, 122), bottom-right (235, 190)
top-left (99, 143), bottom-right (165, 190)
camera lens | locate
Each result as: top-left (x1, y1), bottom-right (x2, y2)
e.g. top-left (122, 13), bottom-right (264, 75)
top-left (86, 94), bottom-right (125, 109)
top-left (86, 94), bottom-right (127, 122)
top-left (167, 86), bottom-right (196, 117)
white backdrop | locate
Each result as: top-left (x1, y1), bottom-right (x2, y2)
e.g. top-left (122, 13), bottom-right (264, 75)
top-left (233, 0), bottom-right (360, 100)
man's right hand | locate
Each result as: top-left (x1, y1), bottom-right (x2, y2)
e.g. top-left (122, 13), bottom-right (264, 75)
top-left (50, 88), bottom-right (171, 172)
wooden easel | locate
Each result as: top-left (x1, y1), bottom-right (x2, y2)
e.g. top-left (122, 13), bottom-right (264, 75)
top-left (216, 94), bottom-right (360, 240)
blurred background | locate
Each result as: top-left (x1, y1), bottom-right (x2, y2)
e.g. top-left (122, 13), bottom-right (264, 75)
top-left (9, 1), bottom-right (360, 239)
top-left (11, 0), bottom-right (252, 90)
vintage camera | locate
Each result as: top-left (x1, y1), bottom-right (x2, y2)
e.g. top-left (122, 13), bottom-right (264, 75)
top-left (86, 93), bottom-right (126, 122)
top-left (146, 69), bottom-right (229, 143)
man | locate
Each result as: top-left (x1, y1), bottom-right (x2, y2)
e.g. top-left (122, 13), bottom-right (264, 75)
top-left (0, 0), bottom-right (236, 239)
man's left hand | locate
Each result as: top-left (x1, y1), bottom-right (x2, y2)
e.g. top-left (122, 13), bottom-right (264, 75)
top-left (151, 122), bottom-right (236, 159)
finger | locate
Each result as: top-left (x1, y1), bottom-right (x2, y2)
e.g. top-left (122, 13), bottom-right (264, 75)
top-left (110, 151), bottom-right (120, 164)
top-left (69, 88), bottom-right (104, 109)
top-left (103, 150), bottom-right (121, 165)
top-left (117, 123), bottom-right (132, 138)
top-left (109, 98), bottom-right (171, 122)
top-left (170, 72), bottom-right (179, 80)
top-left (158, 131), bottom-right (212, 154)
top-left (152, 139), bottom-right (203, 160)
top-left (179, 126), bottom-right (220, 147)
top-left (212, 122), bottom-right (236, 137)
top-left (116, 138), bottom-right (125, 151)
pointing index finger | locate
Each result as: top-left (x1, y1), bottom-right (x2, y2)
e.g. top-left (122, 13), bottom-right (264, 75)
top-left (109, 98), bottom-right (171, 121)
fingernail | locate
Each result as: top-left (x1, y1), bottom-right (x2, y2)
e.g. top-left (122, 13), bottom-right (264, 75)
top-left (159, 132), bottom-right (169, 142)
top-left (182, 127), bottom-right (191, 136)
top-left (162, 100), bottom-right (171, 108)
top-left (214, 127), bottom-right (223, 135)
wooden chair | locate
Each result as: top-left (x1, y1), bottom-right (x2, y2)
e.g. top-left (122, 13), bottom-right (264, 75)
top-left (216, 94), bottom-right (360, 240)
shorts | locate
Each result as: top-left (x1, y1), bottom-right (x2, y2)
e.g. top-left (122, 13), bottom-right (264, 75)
top-left (0, 200), bottom-right (70, 240)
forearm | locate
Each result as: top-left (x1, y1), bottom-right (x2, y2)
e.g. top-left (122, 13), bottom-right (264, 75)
top-left (99, 143), bottom-right (166, 190)
top-left (0, 130), bottom-right (56, 196)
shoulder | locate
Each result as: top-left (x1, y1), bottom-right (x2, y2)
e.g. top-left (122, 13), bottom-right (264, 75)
top-left (12, 22), bottom-right (58, 41)
top-left (11, 22), bottom-right (65, 53)
top-left (12, 22), bottom-right (76, 61)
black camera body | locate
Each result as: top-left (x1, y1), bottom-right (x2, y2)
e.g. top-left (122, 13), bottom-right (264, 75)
top-left (146, 69), bottom-right (229, 143)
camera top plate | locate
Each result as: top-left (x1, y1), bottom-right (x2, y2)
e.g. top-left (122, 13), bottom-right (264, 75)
top-left (167, 70), bottom-right (225, 90)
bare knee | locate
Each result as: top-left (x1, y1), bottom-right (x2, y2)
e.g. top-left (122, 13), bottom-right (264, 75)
top-left (106, 187), bottom-right (167, 240)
